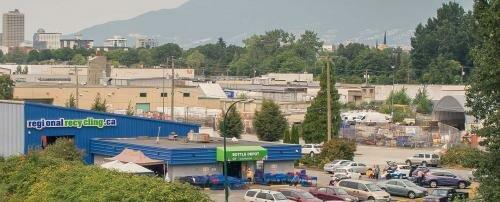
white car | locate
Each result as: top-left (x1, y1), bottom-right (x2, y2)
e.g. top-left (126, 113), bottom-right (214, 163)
top-left (334, 167), bottom-right (361, 180)
top-left (337, 161), bottom-right (368, 174)
top-left (396, 165), bottom-right (411, 178)
top-left (301, 144), bottom-right (322, 157)
top-left (244, 189), bottom-right (290, 202)
top-left (323, 160), bottom-right (352, 173)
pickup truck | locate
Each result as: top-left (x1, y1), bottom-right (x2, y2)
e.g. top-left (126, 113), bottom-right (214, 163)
top-left (423, 187), bottom-right (468, 202)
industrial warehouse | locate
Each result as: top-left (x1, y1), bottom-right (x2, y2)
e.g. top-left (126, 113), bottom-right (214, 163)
top-left (0, 100), bottom-right (301, 181)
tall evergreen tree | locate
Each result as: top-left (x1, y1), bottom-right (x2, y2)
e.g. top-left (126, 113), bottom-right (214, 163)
top-left (290, 124), bottom-right (300, 144)
top-left (466, 0), bottom-right (499, 200)
top-left (65, 93), bottom-right (76, 108)
top-left (253, 100), bottom-right (288, 142)
top-left (0, 75), bottom-right (14, 99)
top-left (282, 126), bottom-right (291, 143)
top-left (413, 87), bottom-right (433, 114)
top-left (90, 94), bottom-right (107, 112)
top-left (126, 101), bottom-right (134, 116)
top-left (302, 59), bottom-right (341, 143)
top-left (218, 107), bottom-right (244, 139)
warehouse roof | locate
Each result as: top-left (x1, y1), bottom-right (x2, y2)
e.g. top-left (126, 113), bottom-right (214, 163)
top-left (98, 136), bottom-right (287, 149)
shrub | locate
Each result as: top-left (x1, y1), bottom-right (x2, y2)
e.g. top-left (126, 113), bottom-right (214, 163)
top-left (441, 146), bottom-right (485, 168)
top-left (0, 140), bottom-right (211, 201)
top-left (317, 138), bottom-right (357, 167)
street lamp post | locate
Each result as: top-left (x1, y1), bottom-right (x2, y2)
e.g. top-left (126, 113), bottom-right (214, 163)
top-left (222, 99), bottom-right (254, 202)
top-left (391, 65), bottom-right (395, 121)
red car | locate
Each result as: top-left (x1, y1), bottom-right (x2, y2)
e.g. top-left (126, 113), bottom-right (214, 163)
top-left (278, 188), bottom-right (322, 202)
top-left (309, 186), bottom-right (359, 201)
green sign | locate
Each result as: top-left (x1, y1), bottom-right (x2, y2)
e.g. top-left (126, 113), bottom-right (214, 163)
top-left (216, 146), bottom-right (267, 161)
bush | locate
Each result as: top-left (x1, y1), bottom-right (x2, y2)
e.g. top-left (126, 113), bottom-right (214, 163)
top-left (0, 141), bottom-right (211, 201)
top-left (441, 146), bottom-right (485, 168)
top-left (318, 138), bottom-right (357, 167)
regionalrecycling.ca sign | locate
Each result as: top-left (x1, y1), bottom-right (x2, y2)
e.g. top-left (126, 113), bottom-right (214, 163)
top-left (26, 117), bottom-right (117, 130)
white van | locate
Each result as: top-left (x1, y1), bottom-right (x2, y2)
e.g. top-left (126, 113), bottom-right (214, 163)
top-left (337, 179), bottom-right (391, 201)
top-left (244, 189), bottom-right (290, 202)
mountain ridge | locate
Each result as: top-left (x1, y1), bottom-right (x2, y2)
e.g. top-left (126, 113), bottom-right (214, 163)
top-left (71, 0), bottom-right (473, 48)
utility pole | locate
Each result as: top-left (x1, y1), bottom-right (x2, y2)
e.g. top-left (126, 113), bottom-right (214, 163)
top-left (460, 65), bottom-right (464, 84)
top-left (170, 57), bottom-right (175, 121)
top-left (162, 58), bottom-right (168, 120)
top-left (391, 65), bottom-right (395, 121)
top-left (364, 69), bottom-right (369, 86)
top-left (75, 64), bottom-right (79, 108)
top-left (326, 58), bottom-right (332, 141)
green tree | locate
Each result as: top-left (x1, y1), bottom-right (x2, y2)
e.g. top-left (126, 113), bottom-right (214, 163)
top-left (138, 49), bottom-right (154, 67)
top-left (71, 54), bottom-right (87, 65)
top-left (302, 59), bottom-right (341, 143)
top-left (318, 138), bottom-right (357, 166)
top-left (386, 88), bottom-right (412, 105)
top-left (186, 50), bottom-right (205, 70)
top-left (422, 56), bottom-right (462, 84)
top-left (0, 75), bottom-right (15, 99)
top-left (0, 50), bottom-right (4, 63)
top-left (413, 87), bottom-right (433, 114)
top-left (90, 94), bottom-right (107, 112)
top-left (290, 124), bottom-right (300, 144)
top-left (282, 126), bottom-right (291, 143)
top-left (5, 48), bottom-right (27, 64)
top-left (253, 100), bottom-right (288, 141)
top-left (41, 138), bottom-right (84, 162)
top-left (218, 107), bottom-right (244, 139)
top-left (119, 49), bottom-right (140, 67)
top-left (465, 0), bottom-right (499, 200)
top-left (27, 50), bottom-right (40, 63)
top-left (152, 43), bottom-right (183, 65)
top-left (126, 101), bottom-right (134, 115)
top-left (410, 2), bottom-right (473, 82)
top-left (39, 49), bottom-right (53, 61)
top-left (65, 93), bottom-right (76, 108)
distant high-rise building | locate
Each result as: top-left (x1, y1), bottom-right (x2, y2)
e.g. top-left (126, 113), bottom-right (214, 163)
top-left (0, 33), bottom-right (3, 46)
top-left (33, 28), bottom-right (61, 50)
top-left (135, 37), bottom-right (158, 49)
top-left (60, 38), bottom-right (94, 49)
top-left (2, 9), bottom-right (25, 47)
top-left (103, 36), bottom-right (128, 48)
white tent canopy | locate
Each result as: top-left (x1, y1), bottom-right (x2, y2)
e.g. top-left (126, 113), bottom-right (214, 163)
top-left (100, 160), bottom-right (153, 174)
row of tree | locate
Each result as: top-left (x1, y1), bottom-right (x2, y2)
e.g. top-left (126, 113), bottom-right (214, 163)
top-left (0, 2), bottom-right (476, 85)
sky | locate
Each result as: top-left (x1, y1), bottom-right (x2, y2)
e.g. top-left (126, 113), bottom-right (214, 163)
top-left (1, 0), bottom-right (188, 39)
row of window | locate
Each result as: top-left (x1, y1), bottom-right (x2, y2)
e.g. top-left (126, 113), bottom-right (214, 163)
top-left (139, 92), bottom-right (190, 98)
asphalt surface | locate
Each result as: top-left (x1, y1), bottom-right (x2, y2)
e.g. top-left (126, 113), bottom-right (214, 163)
top-left (206, 145), bottom-right (473, 202)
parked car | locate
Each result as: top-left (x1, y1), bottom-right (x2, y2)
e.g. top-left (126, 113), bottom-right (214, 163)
top-left (396, 165), bottom-right (411, 178)
top-left (423, 187), bottom-right (468, 202)
top-left (410, 166), bottom-right (430, 177)
top-left (337, 179), bottom-right (391, 201)
top-left (323, 160), bottom-right (352, 173)
top-left (378, 179), bottom-right (428, 199)
top-left (244, 189), bottom-right (290, 202)
top-left (334, 168), bottom-right (361, 180)
top-left (405, 153), bottom-right (440, 167)
top-left (278, 188), bottom-right (322, 202)
top-left (302, 144), bottom-right (322, 157)
top-left (309, 186), bottom-right (359, 202)
top-left (422, 170), bottom-right (471, 189)
top-left (336, 161), bottom-right (368, 175)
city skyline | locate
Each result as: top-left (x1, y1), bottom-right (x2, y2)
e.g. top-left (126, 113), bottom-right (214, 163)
top-left (0, 0), bottom-right (187, 39)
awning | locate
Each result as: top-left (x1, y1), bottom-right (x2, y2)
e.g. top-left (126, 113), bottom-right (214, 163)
top-left (216, 146), bottom-right (267, 162)
top-left (104, 148), bottom-right (164, 166)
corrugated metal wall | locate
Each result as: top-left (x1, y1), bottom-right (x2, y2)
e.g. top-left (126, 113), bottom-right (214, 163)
top-left (0, 101), bottom-right (25, 157)
top-left (90, 139), bottom-right (302, 165)
top-left (24, 102), bottom-right (199, 163)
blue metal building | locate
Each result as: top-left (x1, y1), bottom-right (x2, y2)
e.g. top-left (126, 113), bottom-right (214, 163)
top-left (1, 100), bottom-right (302, 180)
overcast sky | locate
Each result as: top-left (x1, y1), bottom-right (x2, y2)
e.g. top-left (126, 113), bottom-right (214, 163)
top-left (1, 0), bottom-right (188, 39)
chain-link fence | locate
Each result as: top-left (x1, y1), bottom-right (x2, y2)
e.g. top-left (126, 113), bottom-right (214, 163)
top-left (339, 122), bottom-right (462, 148)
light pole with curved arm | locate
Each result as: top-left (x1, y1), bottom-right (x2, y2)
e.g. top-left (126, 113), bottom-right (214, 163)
top-left (222, 98), bottom-right (254, 202)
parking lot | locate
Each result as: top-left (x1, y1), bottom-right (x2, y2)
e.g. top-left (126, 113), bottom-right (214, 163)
top-left (206, 145), bottom-right (474, 201)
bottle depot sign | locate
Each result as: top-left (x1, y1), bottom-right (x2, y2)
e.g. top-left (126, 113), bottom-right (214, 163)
top-left (26, 117), bottom-right (117, 130)
top-left (216, 146), bottom-right (268, 162)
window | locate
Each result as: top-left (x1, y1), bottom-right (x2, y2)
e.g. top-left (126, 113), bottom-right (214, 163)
top-left (351, 163), bottom-right (357, 166)
top-left (273, 193), bottom-right (287, 200)
top-left (359, 163), bottom-right (366, 166)
top-left (318, 188), bottom-right (327, 193)
top-left (280, 190), bottom-right (291, 197)
top-left (139, 93), bottom-right (147, 97)
top-left (303, 145), bottom-right (312, 148)
top-left (183, 92), bottom-right (190, 97)
top-left (432, 154), bottom-right (440, 159)
top-left (256, 192), bottom-right (267, 199)
top-left (246, 191), bottom-right (257, 197)
top-left (357, 183), bottom-right (367, 191)
top-left (425, 154), bottom-right (431, 158)
top-left (418, 154), bottom-right (424, 158)
top-left (387, 180), bottom-right (397, 185)
top-left (366, 183), bottom-right (382, 192)
top-left (396, 181), bottom-right (406, 187)
top-left (160, 93), bottom-right (167, 97)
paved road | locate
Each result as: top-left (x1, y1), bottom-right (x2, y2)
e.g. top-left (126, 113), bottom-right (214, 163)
top-left (206, 145), bottom-right (473, 202)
